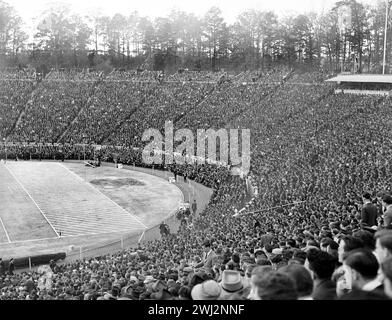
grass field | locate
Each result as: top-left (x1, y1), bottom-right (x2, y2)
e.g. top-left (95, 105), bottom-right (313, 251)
top-left (0, 161), bottom-right (183, 259)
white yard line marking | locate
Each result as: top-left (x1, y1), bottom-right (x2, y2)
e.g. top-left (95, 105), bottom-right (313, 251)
top-left (4, 164), bottom-right (60, 238)
top-left (138, 230), bottom-right (145, 243)
top-left (0, 217), bottom-right (11, 243)
top-left (59, 163), bottom-right (148, 229)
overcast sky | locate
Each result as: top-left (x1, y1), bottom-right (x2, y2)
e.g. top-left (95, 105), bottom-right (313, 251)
top-left (7, 0), bottom-right (380, 24)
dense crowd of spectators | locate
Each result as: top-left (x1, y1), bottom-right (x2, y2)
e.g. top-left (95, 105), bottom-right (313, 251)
top-left (1, 68), bottom-right (392, 300)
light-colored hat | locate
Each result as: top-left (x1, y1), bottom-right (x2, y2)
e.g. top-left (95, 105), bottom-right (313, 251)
top-left (220, 270), bottom-right (244, 293)
top-left (191, 280), bottom-right (221, 300)
top-left (144, 275), bottom-right (155, 284)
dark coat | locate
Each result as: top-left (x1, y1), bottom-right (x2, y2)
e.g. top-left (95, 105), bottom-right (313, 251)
top-left (361, 202), bottom-right (378, 227)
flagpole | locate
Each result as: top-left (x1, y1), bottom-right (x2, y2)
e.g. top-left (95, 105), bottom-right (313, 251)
top-left (383, 0), bottom-right (389, 74)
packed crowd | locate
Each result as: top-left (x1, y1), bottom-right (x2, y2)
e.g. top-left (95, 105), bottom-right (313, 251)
top-left (46, 70), bottom-right (103, 81)
top-left (1, 68), bottom-right (392, 300)
top-left (0, 75), bottom-right (35, 139)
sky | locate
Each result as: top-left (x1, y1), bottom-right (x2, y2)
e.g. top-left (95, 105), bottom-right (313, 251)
top-left (7, 0), bottom-right (380, 25)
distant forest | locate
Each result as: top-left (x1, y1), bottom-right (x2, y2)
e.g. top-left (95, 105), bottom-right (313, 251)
top-left (0, 0), bottom-right (391, 73)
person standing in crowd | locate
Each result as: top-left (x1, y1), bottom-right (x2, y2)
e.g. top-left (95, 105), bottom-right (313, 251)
top-left (361, 193), bottom-right (378, 229)
top-left (8, 258), bottom-right (15, 275)
top-left (0, 258), bottom-right (4, 275)
top-left (376, 191), bottom-right (386, 218)
top-left (196, 240), bottom-right (218, 275)
top-left (382, 195), bottom-right (392, 229)
top-left (192, 200), bottom-right (197, 216)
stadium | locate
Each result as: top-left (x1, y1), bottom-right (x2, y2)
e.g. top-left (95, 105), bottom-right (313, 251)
top-left (1, 0), bottom-right (392, 304)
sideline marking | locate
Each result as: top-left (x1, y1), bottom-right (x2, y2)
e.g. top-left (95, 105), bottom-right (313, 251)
top-left (4, 164), bottom-right (60, 238)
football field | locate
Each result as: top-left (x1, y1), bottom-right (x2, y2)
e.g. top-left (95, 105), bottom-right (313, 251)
top-left (0, 161), bottom-right (183, 258)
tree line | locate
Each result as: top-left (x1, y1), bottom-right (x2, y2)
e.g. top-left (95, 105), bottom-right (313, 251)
top-left (0, 0), bottom-right (391, 73)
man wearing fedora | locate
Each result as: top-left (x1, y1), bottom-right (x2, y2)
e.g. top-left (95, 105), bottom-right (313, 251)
top-left (218, 270), bottom-right (245, 299)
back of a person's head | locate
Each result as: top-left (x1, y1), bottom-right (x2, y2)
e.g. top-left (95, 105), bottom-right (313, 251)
top-left (232, 253), bottom-right (240, 264)
top-left (343, 249), bottom-right (379, 280)
top-left (278, 264), bottom-right (313, 298)
top-left (342, 235), bottom-right (364, 252)
top-left (353, 230), bottom-right (376, 251)
top-left (252, 265), bottom-right (273, 276)
top-left (286, 239), bottom-right (296, 248)
top-left (256, 271), bottom-right (298, 300)
top-left (251, 265), bottom-right (273, 288)
top-left (292, 250), bottom-right (307, 262)
top-left (307, 250), bottom-right (336, 280)
top-left (328, 241), bottom-right (339, 251)
top-left (362, 193), bottom-right (372, 200)
top-left (178, 286), bottom-right (192, 300)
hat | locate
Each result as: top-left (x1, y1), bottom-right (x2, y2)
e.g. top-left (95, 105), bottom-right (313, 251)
top-left (191, 280), bottom-right (221, 300)
top-left (143, 276), bottom-right (155, 285)
top-left (183, 267), bottom-right (193, 274)
top-left (272, 247), bottom-right (283, 254)
top-left (219, 270), bottom-right (243, 293)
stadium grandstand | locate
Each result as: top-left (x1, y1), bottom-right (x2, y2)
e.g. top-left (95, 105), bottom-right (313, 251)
top-left (1, 67), bottom-right (392, 302)
top-left (1, 0), bottom-right (392, 304)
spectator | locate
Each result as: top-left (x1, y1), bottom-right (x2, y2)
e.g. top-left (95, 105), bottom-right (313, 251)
top-left (375, 232), bottom-right (392, 264)
top-left (279, 264), bottom-right (313, 300)
top-left (361, 193), bottom-right (378, 228)
top-left (192, 200), bottom-right (197, 215)
top-left (191, 280), bottom-right (221, 300)
top-left (305, 249), bottom-right (337, 300)
top-left (218, 270), bottom-right (245, 300)
top-left (338, 235), bottom-right (364, 263)
top-left (247, 266), bottom-right (273, 300)
top-left (195, 240), bottom-right (218, 275)
top-left (382, 195), bottom-right (392, 229)
top-left (342, 249), bottom-right (384, 296)
top-left (254, 271), bottom-right (298, 300)
top-left (8, 258), bottom-right (14, 275)
top-left (0, 258), bottom-right (4, 275)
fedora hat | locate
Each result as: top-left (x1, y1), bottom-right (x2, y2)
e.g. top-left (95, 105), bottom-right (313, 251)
top-left (220, 270), bottom-right (243, 293)
top-left (191, 280), bottom-right (221, 300)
